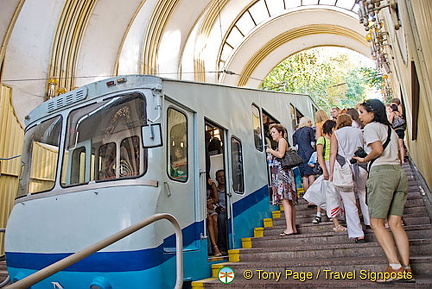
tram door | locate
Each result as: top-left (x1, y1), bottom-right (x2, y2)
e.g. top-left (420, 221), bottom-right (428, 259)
top-left (164, 103), bottom-right (199, 251)
top-left (205, 121), bottom-right (229, 257)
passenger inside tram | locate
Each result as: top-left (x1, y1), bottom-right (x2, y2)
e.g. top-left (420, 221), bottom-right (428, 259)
top-left (215, 169), bottom-right (228, 255)
top-left (170, 146), bottom-right (187, 181)
top-left (206, 176), bottom-right (222, 256)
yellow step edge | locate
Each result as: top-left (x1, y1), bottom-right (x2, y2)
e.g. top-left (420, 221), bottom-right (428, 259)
top-left (228, 249), bottom-right (240, 262)
top-left (263, 218), bottom-right (273, 227)
top-left (254, 227), bottom-right (264, 238)
top-left (211, 263), bottom-right (228, 277)
top-left (272, 210), bottom-right (281, 219)
top-left (297, 188), bottom-right (304, 198)
top-left (242, 237), bottom-right (252, 248)
top-left (191, 278), bottom-right (217, 288)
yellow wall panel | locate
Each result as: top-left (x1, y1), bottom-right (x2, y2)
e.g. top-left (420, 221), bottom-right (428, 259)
top-left (0, 85), bottom-right (24, 255)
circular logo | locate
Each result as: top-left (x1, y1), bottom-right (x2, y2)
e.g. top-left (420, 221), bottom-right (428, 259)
top-left (218, 266), bottom-right (235, 284)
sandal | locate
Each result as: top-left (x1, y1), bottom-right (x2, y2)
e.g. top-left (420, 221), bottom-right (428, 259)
top-left (355, 237), bottom-right (366, 243)
top-left (333, 225), bottom-right (347, 232)
top-left (213, 245), bottom-right (222, 256)
top-left (279, 231), bottom-right (296, 237)
top-left (312, 216), bottom-right (321, 224)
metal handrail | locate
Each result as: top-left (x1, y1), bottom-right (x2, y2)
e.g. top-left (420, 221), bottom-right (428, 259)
top-left (0, 276), bottom-right (9, 288)
top-left (6, 213), bottom-right (183, 289)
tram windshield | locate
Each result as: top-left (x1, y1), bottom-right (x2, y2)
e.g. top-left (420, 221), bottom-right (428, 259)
top-left (18, 116), bottom-right (63, 197)
top-left (62, 93), bottom-right (147, 186)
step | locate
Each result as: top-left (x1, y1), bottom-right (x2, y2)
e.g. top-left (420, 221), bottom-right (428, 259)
top-left (235, 239), bottom-right (432, 262)
top-left (192, 270), bottom-right (432, 289)
top-left (193, 161), bottom-right (432, 288)
top-left (270, 211), bottom-right (430, 226)
top-left (200, 257), bottom-right (432, 288)
top-left (264, 221), bottom-right (432, 237)
top-left (218, 255), bottom-right (432, 274)
top-left (194, 275), bottom-right (432, 288)
top-left (200, 256), bottom-right (432, 288)
top-left (0, 259), bottom-right (8, 284)
top-left (252, 225), bottom-right (432, 247)
top-left (288, 194), bottom-right (426, 214)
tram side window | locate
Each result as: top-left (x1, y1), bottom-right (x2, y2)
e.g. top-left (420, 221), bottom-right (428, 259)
top-left (120, 136), bottom-right (140, 177)
top-left (231, 136), bottom-right (244, 194)
top-left (62, 93), bottom-right (146, 187)
top-left (290, 103), bottom-right (304, 131)
top-left (252, 104), bottom-right (263, 151)
top-left (290, 104), bottom-right (297, 132)
top-left (167, 108), bottom-right (188, 182)
top-left (98, 142), bottom-right (116, 180)
top-left (18, 116), bottom-right (62, 196)
top-left (70, 147), bottom-right (86, 184)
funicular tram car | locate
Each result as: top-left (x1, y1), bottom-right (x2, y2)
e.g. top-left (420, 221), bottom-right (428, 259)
top-left (5, 75), bottom-right (316, 288)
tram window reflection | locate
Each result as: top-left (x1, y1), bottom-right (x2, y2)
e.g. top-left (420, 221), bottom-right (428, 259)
top-left (167, 108), bottom-right (188, 182)
top-left (231, 136), bottom-right (244, 194)
top-left (62, 93), bottom-right (146, 186)
top-left (19, 116), bottom-right (62, 196)
top-left (252, 104), bottom-right (263, 151)
top-left (98, 142), bottom-right (116, 180)
top-left (120, 136), bottom-right (140, 177)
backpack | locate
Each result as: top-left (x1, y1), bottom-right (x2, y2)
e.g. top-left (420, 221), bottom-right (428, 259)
top-left (392, 114), bottom-right (406, 130)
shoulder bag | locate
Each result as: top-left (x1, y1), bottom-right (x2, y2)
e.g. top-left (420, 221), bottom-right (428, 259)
top-left (392, 114), bottom-right (406, 130)
top-left (277, 149), bottom-right (303, 169)
top-left (313, 137), bottom-right (326, 175)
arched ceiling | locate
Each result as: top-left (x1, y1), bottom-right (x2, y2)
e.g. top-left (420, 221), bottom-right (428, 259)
top-left (0, 0), bottom-right (368, 125)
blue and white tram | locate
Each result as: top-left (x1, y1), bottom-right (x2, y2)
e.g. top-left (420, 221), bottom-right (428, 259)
top-left (5, 75), bottom-right (316, 288)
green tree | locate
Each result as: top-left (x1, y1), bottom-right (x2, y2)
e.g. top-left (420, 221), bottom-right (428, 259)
top-left (260, 48), bottom-right (381, 112)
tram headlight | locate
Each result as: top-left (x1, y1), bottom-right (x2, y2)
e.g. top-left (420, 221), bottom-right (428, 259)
top-left (90, 276), bottom-right (112, 289)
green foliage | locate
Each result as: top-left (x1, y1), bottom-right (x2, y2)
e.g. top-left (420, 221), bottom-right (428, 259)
top-left (260, 48), bottom-right (381, 112)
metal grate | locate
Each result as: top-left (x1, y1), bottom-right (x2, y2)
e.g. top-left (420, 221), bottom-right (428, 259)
top-left (47, 88), bottom-right (87, 112)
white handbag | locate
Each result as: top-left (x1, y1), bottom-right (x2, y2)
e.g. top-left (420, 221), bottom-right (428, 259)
top-left (333, 159), bottom-right (354, 190)
top-left (332, 133), bottom-right (354, 190)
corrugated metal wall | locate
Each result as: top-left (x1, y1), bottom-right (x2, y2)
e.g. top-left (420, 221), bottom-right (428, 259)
top-left (0, 84), bottom-right (24, 255)
top-left (29, 141), bottom-right (57, 193)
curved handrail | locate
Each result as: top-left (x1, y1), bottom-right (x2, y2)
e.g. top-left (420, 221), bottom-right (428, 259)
top-left (6, 213), bottom-right (183, 289)
top-left (0, 277), bottom-right (10, 288)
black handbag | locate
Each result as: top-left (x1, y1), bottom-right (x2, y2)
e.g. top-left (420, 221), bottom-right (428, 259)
top-left (313, 163), bottom-right (323, 175)
top-left (313, 137), bottom-right (326, 175)
top-left (277, 150), bottom-right (303, 169)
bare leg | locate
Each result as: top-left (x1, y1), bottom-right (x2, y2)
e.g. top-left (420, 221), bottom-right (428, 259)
top-left (388, 215), bottom-right (410, 266)
top-left (207, 214), bottom-right (221, 255)
top-left (399, 139), bottom-right (406, 163)
top-left (281, 199), bottom-right (295, 234)
top-left (212, 214), bottom-right (219, 248)
top-left (308, 175), bottom-right (316, 186)
top-left (370, 218), bottom-right (400, 264)
top-left (290, 201), bottom-right (297, 233)
top-left (303, 175), bottom-right (316, 192)
top-left (302, 176), bottom-right (310, 192)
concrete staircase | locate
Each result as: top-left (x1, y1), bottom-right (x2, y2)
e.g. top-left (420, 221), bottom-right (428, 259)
top-left (192, 163), bottom-right (432, 288)
top-left (0, 257), bottom-right (9, 286)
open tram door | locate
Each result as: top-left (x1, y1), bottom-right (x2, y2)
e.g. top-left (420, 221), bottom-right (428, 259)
top-left (204, 120), bottom-right (230, 258)
top-left (162, 100), bottom-right (201, 253)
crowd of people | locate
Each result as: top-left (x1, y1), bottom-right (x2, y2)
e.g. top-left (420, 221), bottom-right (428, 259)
top-left (266, 98), bottom-right (413, 283)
